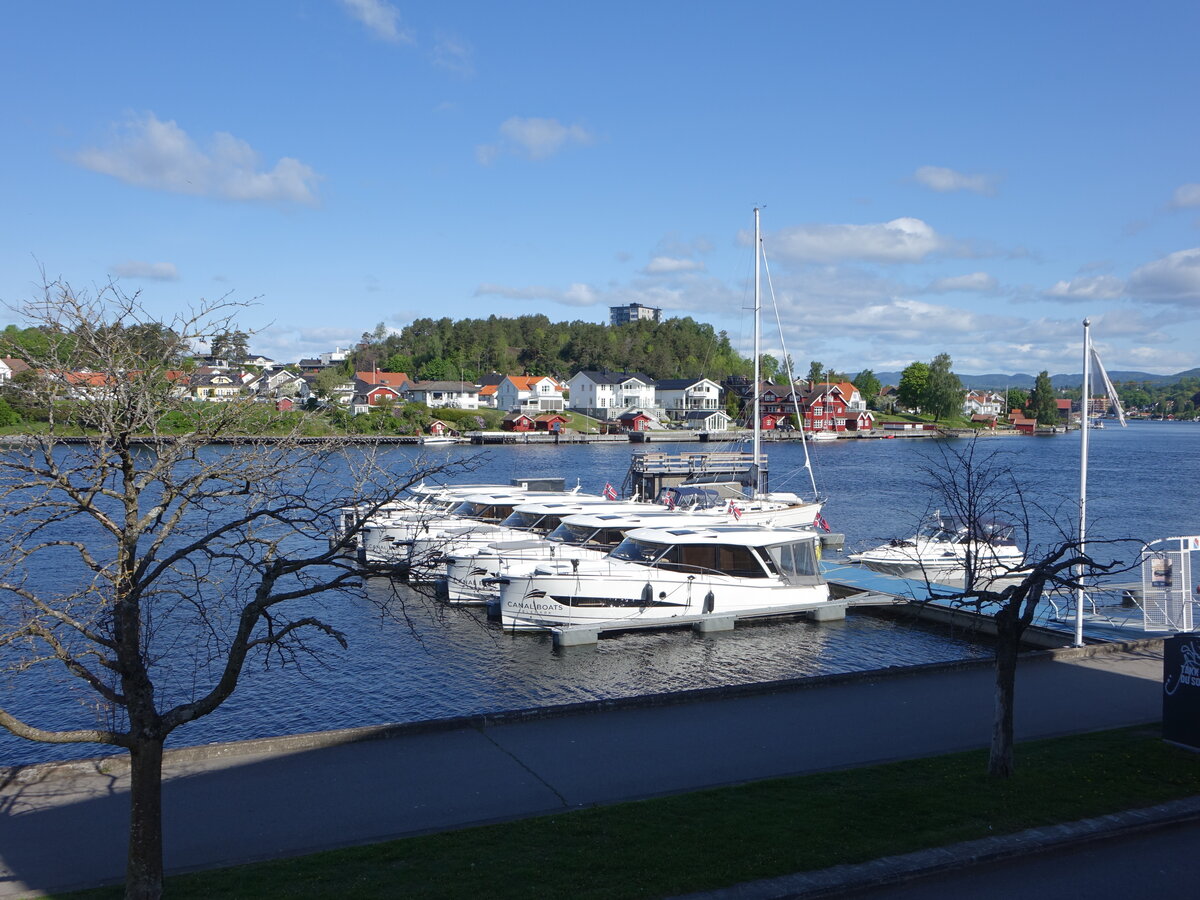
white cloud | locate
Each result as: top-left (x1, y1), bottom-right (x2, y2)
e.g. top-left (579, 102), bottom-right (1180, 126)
top-left (1043, 274), bottom-right (1126, 301)
top-left (431, 33), bottom-right (474, 76)
top-left (643, 256), bottom-right (704, 275)
top-left (109, 260), bottom-right (179, 281)
top-left (338, 0), bottom-right (413, 44)
top-left (1171, 183), bottom-right (1200, 209)
top-left (475, 282), bottom-right (600, 307)
top-left (1126, 248), bottom-right (1200, 304)
top-left (476, 117), bottom-right (595, 164)
top-left (926, 272), bottom-right (998, 293)
top-left (76, 113), bottom-right (321, 207)
top-left (771, 218), bottom-right (943, 264)
top-left (253, 325), bottom-right (364, 364)
top-left (913, 165), bottom-right (998, 195)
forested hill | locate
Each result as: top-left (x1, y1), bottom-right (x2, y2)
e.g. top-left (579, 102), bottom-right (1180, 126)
top-left (353, 315), bottom-right (752, 382)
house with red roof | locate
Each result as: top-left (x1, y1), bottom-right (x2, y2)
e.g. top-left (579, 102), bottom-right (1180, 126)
top-left (496, 375), bottom-right (565, 413)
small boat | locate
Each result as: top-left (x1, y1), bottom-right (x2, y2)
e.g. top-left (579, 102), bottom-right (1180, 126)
top-left (420, 435), bottom-right (461, 445)
top-left (498, 524), bottom-right (833, 631)
top-left (848, 514), bottom-right (1023, 580)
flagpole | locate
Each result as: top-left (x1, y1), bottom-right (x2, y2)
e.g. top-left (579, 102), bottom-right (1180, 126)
top-left (1075, 319), bottom-right (1091, 647)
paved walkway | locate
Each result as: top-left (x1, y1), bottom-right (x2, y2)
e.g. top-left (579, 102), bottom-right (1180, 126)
top-left (0, 642), bottom-right (1167, 897)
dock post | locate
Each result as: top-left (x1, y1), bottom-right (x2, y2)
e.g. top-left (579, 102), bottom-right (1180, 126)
top-left (552, 628), bottom-right (600, 648)
top-left (693, 615), bottom-right (736, 633)
top-left (809, 602), bottom-right (848, 621)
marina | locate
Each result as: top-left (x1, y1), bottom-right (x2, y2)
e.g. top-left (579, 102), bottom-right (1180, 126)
top-left (0, 422), bottom-right (1194, 768)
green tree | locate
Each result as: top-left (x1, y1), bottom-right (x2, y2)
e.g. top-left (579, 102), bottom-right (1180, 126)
top-left (806, 360), bottom-right (825, 384)
top-left (853, 369), bottom-right (882, 407)
top-left (1004, 388), bottom-right (1029, 413)
top-left (1030, 371), bottom-right (1059, 425)
top-left (923, 353), bottom-right (964, 422)
top-left (759, 354), bottom-right (781, 382)
top-left (0, 396), bottom-right (20, 426)
top-left (897, 361), bottom-right (930, 412)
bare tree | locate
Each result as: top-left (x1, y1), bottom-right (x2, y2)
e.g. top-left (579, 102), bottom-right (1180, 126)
top-left (917, 438), bottom-right (1134, 777)
top-left (0, 281), bottom-right (469, 898)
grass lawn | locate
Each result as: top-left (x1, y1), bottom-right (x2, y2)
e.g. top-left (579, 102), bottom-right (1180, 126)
top-left (65, 726), bottom-right (1199, 899)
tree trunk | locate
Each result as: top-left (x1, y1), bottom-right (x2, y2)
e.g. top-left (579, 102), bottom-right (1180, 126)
top-left (989, 626), bottom-right (1020, 777)
top-left (126, 737), bottom-right (165, 900)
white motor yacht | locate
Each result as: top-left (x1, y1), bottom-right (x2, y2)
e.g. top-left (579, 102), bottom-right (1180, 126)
top-left (498, 524), bottom-right (832, 631)
top-left (848, 514), bottom-right (1023, 580)
top-left (359, 488), bottom-right (580, 565)
top-left (444, 508), bottom-right (721, 603)
top-left (406, 497), bottom-right (647, 583)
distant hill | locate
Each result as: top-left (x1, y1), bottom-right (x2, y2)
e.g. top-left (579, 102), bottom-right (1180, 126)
top-left (870, 369), bottom-right (1200, 391)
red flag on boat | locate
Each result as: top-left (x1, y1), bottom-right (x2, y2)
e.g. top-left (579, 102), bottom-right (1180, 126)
top-left (729, 501), bottom-right (742, 520)
top-left (664, 491), bottom-right (676, 509)
top-left (603, 482), bottom-right (618, 501)
top-left (814, 514), bottom-right (831, 532)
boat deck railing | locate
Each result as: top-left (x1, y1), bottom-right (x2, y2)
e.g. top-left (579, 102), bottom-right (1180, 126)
top-left (630, 450), bottom-right (760, 475)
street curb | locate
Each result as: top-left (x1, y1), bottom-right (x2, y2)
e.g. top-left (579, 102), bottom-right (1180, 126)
top-left (672, 794), bottom-right (1200, 899)
top-left (0, 637), bottom-right (1163, 784)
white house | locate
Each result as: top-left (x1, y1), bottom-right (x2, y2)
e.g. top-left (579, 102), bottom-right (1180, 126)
top-left (655, 378), bottom-right (722, 417)
top-left (567, 370), bottom-right (656, 414)
top-left (0, 357), bottom-right (29, 382)
top-left (962, 390), bottom-right (1003, 417)
top-left (402, 380), bottom-right (480, 410)
top-left (496, 375), bottom-right (565, 412)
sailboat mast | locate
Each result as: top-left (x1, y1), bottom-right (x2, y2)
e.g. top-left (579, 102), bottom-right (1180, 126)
top-left (1075, 318), bottom-right (1091, 647)
top-left (752, 208), bottom-right (762, 497)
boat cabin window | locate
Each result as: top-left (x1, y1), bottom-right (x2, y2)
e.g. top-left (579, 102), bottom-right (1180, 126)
top-left (548, 522), bottom-right (604, 547)
top-left (612, 540), bottom-right (769, 578)
top-left (766, 541), bottom-right (819, 578)
top-left (501, 510), bottom-right (544, 530)
top-left (610, 538), bottom-right (668, 564)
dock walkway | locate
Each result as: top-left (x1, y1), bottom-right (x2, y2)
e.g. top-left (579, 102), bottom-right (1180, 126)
top-left (0, 641), bottom-right (1165, 897)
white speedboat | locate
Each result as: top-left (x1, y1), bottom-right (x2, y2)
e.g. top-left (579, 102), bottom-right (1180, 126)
top-left (848, 515), bottom-right (1023, 580)
top-left (498, 524), bottom-right (832, 631)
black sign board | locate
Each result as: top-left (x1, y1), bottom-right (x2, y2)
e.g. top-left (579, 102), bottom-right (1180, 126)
top-left (1163, 633), bottom-right (1200, 750)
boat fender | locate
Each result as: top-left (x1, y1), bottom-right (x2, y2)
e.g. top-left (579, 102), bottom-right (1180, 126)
top-left (703, 591), bottom-right (715, 614)
top-left (640, 583), bottom-right (653, 607)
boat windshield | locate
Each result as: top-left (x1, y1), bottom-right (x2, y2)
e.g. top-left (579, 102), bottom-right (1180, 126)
top-left (501, 510), bottom-right (544, 530)
top-left (609, 538), bottom-right (669, 564)
top-left (765, 541), bottom-right (820, 579)
top-left (450, 501), bottom-right (517, 522)
top-left (547, 522), bottom-right (600, 546)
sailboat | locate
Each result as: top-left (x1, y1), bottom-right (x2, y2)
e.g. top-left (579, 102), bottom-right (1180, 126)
top-left (621, 209), bottom-right (824, 528)
top-left (1073, 319), bottom-right (1128, 644)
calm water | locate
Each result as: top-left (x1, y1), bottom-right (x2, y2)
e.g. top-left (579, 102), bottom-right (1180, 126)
top-left (2, 423), bottom-right (1196, 766)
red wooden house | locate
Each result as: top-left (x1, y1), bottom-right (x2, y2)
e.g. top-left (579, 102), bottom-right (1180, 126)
top-left (534, 412), bottom-right (569, 432)
top-left (502, 412), bottom-right (535, 432)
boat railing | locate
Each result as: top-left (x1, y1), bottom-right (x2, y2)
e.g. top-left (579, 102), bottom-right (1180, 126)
top-left (630, 450), bottom-right (758, 474)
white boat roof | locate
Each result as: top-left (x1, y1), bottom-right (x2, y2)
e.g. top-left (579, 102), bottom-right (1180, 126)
top-left (458, 490), bottom-right (575, 505)
top-left (511, 497), bottom-right (636, 515)
top-left (622, 524), bottom-right (819, 547)
top-left (558, 509), bottom-right (716, 529)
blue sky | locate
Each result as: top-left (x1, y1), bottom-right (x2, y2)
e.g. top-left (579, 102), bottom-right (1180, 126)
top-left (2, 1), bottom-right (1198, 376)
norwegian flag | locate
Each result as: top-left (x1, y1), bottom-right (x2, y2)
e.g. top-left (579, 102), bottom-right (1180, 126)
top-left (728, 501), bottom-right (742, 521)
top-left (603, 482), bottom-right (618, 501)
top-left (814, 514), bottom-right (831, 532)
top-left (664, 491), bottom-right (676, 510)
